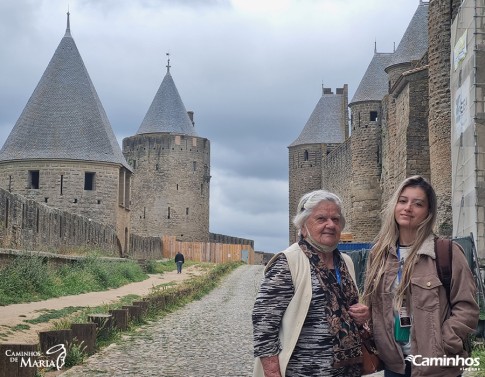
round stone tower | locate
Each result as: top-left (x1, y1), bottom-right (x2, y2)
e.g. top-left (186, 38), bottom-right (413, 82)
top-left (123, 59), bottom-right (210, 242)
top-left (288, 86), bottom-right (347, 244)
top-left (0, 13), bottom-right (132, 250)
top-left (427, 0), bottom-right (462, 235)
top-left (382, 1), bottom-right (430, 201)
top-left (348, 48), bottom-right (393, 242)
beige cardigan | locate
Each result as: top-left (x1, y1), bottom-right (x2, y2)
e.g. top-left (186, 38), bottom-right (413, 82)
top-left (253, 243), bottom-right (356, 377)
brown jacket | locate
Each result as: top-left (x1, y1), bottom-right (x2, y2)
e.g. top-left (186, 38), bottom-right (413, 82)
top-left (370, 235), bottom-right (479, 377)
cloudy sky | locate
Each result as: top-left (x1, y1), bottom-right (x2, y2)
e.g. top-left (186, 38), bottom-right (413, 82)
top-left (0, 0), bottom-right (421, 253)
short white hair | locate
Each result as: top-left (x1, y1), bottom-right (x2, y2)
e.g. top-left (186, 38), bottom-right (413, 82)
top-left (292, 190), bottom-right (346, 231)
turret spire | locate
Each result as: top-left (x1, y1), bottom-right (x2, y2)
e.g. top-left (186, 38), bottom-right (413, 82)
top-left (65, 9), bottom-right (71, 36)
top-left (166, 52), bottom-right (171, 73)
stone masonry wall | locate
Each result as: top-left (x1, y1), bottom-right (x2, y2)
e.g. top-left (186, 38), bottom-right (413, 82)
top-left (123, 133), bottom-right (210, 242)
top-left (0, 186), bottom-right (164, 259)
top-left (349, 101), bottom-right (383, 242)
top-left (0, 160), bottom-right (123, 227)
top-left (380, 93), bottom-right (395, 207)
top-left (427, 0), bottom-right (461, 235)
top-left (406, 70), bottom-right (431, 179)
top-left (0, 187), bottom-right (120, 254)
top-left (380, 69), bottom-right (431, 214)
top-left (288, 144), bottom-right (325, 244)
top-left (322, 138), bottom-right (352, 234)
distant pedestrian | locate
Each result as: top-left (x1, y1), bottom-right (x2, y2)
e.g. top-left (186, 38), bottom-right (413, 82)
top-left (175, 252), bottom-right (185, 274)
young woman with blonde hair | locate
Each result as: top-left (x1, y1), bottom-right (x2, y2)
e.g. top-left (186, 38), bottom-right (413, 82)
top-left (363, 175), bottom-right (478, 377)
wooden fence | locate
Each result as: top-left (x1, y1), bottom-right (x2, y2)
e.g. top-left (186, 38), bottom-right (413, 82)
top-left (162, 236), bottom-right (255, 265)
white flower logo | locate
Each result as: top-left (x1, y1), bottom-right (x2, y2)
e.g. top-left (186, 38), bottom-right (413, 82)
top-left (45, 344), bottom-right (66, 370)
top-left (404, 354), bottom-right (417, 364)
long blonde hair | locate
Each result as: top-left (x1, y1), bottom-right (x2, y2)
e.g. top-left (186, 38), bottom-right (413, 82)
top-left (362, 176), bottom-right (437, 309)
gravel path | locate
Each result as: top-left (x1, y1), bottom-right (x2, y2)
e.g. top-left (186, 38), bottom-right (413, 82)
top-left (61, 264), bottom-right (263, 376)
top-left (58, 264), bottom-right (476, 376)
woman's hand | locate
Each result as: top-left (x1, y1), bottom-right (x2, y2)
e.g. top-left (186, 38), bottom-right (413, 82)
top-left (260, 355), bottom-right (282, 377)
top-left (349, 303), bottom-right (371, 325)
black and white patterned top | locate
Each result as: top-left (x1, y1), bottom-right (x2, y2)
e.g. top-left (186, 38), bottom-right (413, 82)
top-left (252, 254), bottom-right (361, 377)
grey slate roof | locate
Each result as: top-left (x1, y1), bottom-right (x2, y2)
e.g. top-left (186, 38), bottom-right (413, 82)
top-left (386, 2), bottom-right (429, 70)
top-left (136, 71), bottom-right (197, 136)
top-left (0, 15), bottom-right (131, 170)
top-left (349, 51), bottom-right (393, 105)
top-left (289, 93), bottom-right (345, 147)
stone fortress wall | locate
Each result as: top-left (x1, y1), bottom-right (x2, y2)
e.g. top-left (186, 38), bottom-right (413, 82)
top-left (289, 1), bottom-right (464, 245)
top-left (123, 133), bottom-right (210, 242)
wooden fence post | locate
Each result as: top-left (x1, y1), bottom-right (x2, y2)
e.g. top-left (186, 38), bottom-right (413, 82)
top-left (0, 343), bottom-right (38, 377)
top-left (122, 305), bottom-right (142, 323)
top-left (39, 329), bottom-right (73, 371)
top-left (132, 300), bottom-right (149, 315)
top-left (88, 314), bottom-right (113, 340)
top-left (70, 323), bottom-right (96, 355)
top-left (108, 309), bottom-right (129, 331)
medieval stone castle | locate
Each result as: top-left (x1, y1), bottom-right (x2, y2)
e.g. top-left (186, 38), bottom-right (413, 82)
top-left (289, 0), bottom-right (485, 258)
top-left (0, 13), bottom-right (252, 258)
top-left (1, 1), bottom-right (483, 259)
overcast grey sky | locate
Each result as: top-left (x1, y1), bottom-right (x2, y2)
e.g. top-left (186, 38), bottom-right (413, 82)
top-left (0, 0), bottom-right (421, 253)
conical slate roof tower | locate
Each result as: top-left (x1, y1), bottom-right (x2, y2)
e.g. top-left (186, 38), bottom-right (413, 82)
top-left (0, 13), bottom-right (132, 250)
top-left (288, 85), bottom-right (348, 244)
top-left (347, 45), bottom-right (394, 243)
top-left (136, 67), bottom-right (197, 136)
top-left (350, 48), bottom-right (393, 105)
top-left (289, 87), bottom-right (347, 147)
top-left (123, 58), bottom-right (210, 242)
top-left (385, 1), bottom-right (429, 88)
top-left (0, 13), bottom-right (130, 169)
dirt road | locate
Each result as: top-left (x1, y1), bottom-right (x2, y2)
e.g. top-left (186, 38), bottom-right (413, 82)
top-left (0, 266), bottom-right (202, 344)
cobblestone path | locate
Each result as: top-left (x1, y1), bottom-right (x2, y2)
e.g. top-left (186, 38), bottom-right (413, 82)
top-left (61, 264), bottom-right (264, 377)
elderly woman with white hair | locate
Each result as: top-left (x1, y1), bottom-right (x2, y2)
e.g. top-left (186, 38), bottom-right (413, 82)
top-left (252, 189), bottom-right (370, 377)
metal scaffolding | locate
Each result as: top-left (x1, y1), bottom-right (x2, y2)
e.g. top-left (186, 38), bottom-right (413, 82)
top-left (451, 0), bottom-right (485, 260)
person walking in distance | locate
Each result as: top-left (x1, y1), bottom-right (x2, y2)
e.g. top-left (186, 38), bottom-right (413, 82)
top-left (175, 251), bottom-right (185, 274)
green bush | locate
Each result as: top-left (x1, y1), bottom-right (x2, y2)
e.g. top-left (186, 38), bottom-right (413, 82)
top-left (0, 255), bottom-right (147, 306)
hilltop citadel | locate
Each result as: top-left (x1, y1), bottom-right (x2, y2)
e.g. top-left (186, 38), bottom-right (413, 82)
top-left (0, 0), bottom-right (484, 260)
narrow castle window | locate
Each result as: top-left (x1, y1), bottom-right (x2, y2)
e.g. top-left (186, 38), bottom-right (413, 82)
top-left (60, 175), bottom-right (64, 195)
top-left (193, 161), bottom-right (197, 171)
top-left (5, 199), bottom-right (9, 228)
top-left (29, 170), bottom-right (39, 189)
top-left (8, 176), bottom-right (12, 192)
top-left (168, 207), bottom-right (171, 219)
top-left (304, 150), bottom-right (309, 161)
top-left (186, 207), bottom-right (189, 215)
top-left (84, 172), bottom-right (96, 191)
top-left (370, 111), bottom-right (378, 121)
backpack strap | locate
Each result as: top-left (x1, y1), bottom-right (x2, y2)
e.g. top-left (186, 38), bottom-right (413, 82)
top-left (434, 237), bottom-right (453, 302)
